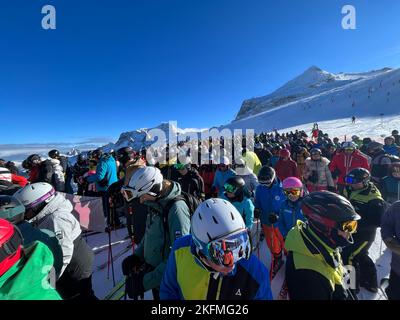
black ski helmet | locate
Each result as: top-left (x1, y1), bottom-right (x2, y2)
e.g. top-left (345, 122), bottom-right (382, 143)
top-left (48, 149), bottom-right (60, 159)
top-left (302, 191), bottom-right (360, 247)
top-left (345, 168), bottom-right (371, 186)
top-left (224, 176), bottom-right (246, 198)
top-left (258, 166), bottom-right (276, 186)
top-left (0, 195), bottom-right (25, 224)
top-left (366, 141), bottom-right (383, 154)
top-left (310, 148), bottom-right (322, 156)
top-left (91, 148), bottom-right (103, 159)
top-left (392, 130), bottom-right (399, 136)
top-left (27, 154), bottom-right (41, 166)
top-left (116, 147), bottom-right (138, 165)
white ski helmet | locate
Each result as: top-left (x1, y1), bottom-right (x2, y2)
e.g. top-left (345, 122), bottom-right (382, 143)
top-left (122, 166), bottom-right (163, 202)
top-left (191, 198), bottom-right (251, 266)
top-left (13, 182), bottom-right (55, 210)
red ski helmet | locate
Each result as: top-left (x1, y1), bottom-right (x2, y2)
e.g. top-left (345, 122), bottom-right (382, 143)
top-left (0, 219), bottom-right (23, 277)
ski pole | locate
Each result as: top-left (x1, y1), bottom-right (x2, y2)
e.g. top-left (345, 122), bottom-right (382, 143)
top-left (107, 195), bottom-right (116, 287)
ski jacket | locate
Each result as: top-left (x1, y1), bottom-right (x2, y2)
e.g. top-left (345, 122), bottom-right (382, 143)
top-left (86, 154), bottom-right (118, 192)
top-left (212, 168), bottom-right (236, 196)
top-left (381, 202), bottom-right (400, 276)
top-left (159, 235), bottom-right (273, 300)
top-left (0, 167), bottom-right (12, 182)
top-left (371, 151), bottom-right (392, 181)
top-left (255, 149), bottom-right (272, 166)
top-left (381, 176), bottom-right (400, 204)
top-left (285, 221), bottom-right (348, 300)
top-left (221, 194), bottom-right (254, 229)
top-left (134, 181), bottom-right (191, 291)
top-left (177, 169), bottom-right (205, 200)
top-left (29, 193), bottom-right (82, 277)
top-left (275, 158), bottom-right (299, 181)
top-left (270, 155), bottom-right (280, 168)
top-left (254, 179), bottom-right (286, 225)
top-left (236, 169), bottom-right (259, 195)
top-left (199, 165), bottom-right (216, 197)
top-left (0, 241), bottom-right (62, 300)
top-left (276, 199), bottom-right (306, 238)
top-left (329, 150), bottom-right (370, 185)
top-left (242, 151), bottom-right (262, 176)
top-left (49, 158), bottom-right (65, 192)
top-left (304, 157), bottom-right (334, 188)
top-left (11, 174), bottom-right (28, 187)
top-left (384, 144), bottom-right (400, 157)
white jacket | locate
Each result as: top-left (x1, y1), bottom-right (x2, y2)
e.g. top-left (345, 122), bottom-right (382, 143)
top-left (49, 158), bottom-right (65, 192)
top-left (29, 193), bottom-right (81, 277)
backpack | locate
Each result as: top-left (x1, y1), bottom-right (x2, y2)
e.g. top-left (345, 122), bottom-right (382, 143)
top-left (161, 191), bottom-right (202, 259)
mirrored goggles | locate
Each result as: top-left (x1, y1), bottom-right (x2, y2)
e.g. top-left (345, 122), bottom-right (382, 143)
top-left (344, 148), bottom-right (355, 153)
top-left (283, 188), bottom-right (302, 197)
top-left (340, 220), bottom-right (358, 234)
top-left (224, 183), bottom-right (237, 194)
top-left (345, 176), bottom-right (359, 184)
top-left (174, 163), bottom-right (187, 170)
top-left (206, 230), bottom-right (251, 267)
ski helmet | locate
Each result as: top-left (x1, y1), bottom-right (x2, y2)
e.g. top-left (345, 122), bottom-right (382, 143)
top-left (13, 182), bottom-right (56, 210)
top-left (351, 135), bottom-right (359, 141)
top-left (122, 166), bottom-right (163, 202)
top-left (77, 154), bottom-right (88, 165)
top-left (224, 176), bottom-right (246, 198)
top-left (27, 154), bottom-right (41, 166)
top-left (310, 148), bottom-right (322, 156)
top-left (282, 177), bottom-right (304, 197)
top-left (91, 148), bottom-right (103, 159)
top-left (191, 198), bottom-right (251, 268)
top-left (392, 130), bottom-right (399, 136)
top-left (302, 191), bottom-right (360, 247)
top-left (0, 167), bottom-right (12, 182)
top-left (366, 141), bottom-right (383, 154)
top-left (116, 147), bottom-right (138, 166)
top-left (345, 168), bottom-right (371, 186)
top-left (48, 149), bottom-right (60, 159)
top-left (255, 142), bottom-right (264, 150)
top-left (0, 196), bottom-right (25, 224)
top-left (384, 136), bottom-right (395, 144)
top-left (341, 141), bottom-right (357, 150)
top-left (279, 149), bottom-right (290, 158)
top-left (258, 166), bottom-right (276, 186)
top-left (0, 218), bottom-right (23, 277)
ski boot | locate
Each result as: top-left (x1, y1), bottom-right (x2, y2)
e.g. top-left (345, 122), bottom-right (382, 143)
top-left (270, 252), bottom-right (284, 280)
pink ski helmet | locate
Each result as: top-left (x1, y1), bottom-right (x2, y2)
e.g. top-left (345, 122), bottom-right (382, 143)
top-left (282, 177), bottom-right (304, 196)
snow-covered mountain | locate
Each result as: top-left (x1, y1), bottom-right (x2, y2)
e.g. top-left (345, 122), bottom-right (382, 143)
top-left (220, 66), bottom-right (400, 139)
top-left (235, 66), bottom-right (397, 121)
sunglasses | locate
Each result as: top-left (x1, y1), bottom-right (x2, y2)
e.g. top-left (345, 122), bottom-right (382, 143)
top-left (224, 183), bottom-right (237, 194)
top-left (283, 188), bottom-right (302, 197)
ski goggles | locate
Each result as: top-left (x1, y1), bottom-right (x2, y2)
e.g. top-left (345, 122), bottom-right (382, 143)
top-left (344, 176), bottom-right (360, 184)
top-left (344, 148), bottom-right (355, 152)
top-left (224, 183), bottom-right (237, 194)
top-left (283, 188), bottom-right (302, 197)
top-left (121, 186), bottom-right (137, 202)
top-left (340, 220), bottom-right (358, 234)
top-left (206, 230), bottom-right (251, 267)
top-left (174, 163), bottom-right (187, 170)
top-left (259, 179), bottom-right (273, 186)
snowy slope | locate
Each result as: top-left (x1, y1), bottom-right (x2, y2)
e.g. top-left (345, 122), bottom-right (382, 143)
top-left (235, 66), bottom-right (397, 121)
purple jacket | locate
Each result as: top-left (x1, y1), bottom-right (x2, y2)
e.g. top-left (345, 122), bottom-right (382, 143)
top-left (381, 201), bottom-right (400, 275)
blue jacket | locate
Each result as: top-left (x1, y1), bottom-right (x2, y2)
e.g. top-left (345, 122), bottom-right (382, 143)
top-left (254, 179), bottom-right (286, 225)
top-left (270, 156), bottom-right (280, 168)
top-left (383, 144), bottom-right (399, 157)
top-left (86, 154), bottom-right (118, 192)
top-left (276, 199), bottom-right (306, 238)
top-left (160, 235), bottom-right (273, 300)
top-left (221, 194), bottom-right (254, 229)
top-left (212, 168), bottom-right (236, 196)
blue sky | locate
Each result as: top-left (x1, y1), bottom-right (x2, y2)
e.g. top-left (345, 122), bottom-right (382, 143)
top-left (1, 0), bottom-right (399, 144)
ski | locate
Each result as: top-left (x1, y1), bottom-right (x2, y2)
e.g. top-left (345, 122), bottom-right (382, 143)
top-left (92, 239), bottom-right (130, 255)
top-left (379, 278), bottom-right (389, 300)
top-left (103, 277), bottom-right (126, 300)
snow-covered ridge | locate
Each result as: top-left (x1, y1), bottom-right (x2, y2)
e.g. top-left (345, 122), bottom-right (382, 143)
top-left (235, 66), bottom-right (395, 120)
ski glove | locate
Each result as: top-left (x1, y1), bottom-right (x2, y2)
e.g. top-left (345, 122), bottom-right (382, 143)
top-left (268, 213), bottom-right (278, 224)
top-left (122, 255), bottom-right (143, 275)
top-left (125, 270), bottom-right (145, 300)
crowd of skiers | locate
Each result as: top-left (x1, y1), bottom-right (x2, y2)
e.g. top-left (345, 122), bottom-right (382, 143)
top-left (1, 126), bottom-right (400, 300)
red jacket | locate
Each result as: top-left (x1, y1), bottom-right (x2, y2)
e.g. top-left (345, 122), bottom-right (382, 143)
top-left (275, 158), bottom-right (300, 181)
top-left (28, 166), bottom-right (40, 183)
top-left (329, 150), bottom-right (370, 185)
top-left (199, 166), bottom-right (216, 196)
top-left (11, 174), bottom-right (28, 187)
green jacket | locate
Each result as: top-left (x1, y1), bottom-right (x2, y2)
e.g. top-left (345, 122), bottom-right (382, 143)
top-left (0, 241), bottom-right (62, 300)
top-left (285, 221), bottom-right (345, 291)
top-left (134, 181), bottom-right (191, 291)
